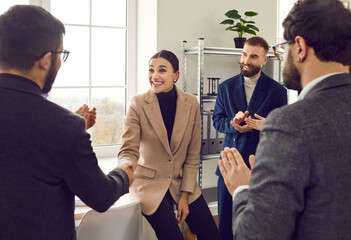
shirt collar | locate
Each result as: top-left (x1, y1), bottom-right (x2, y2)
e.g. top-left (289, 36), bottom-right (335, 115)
top-left (297, 72), bottom-right (344, 101)
top-left (0, 73), bottom-right (44, 97)
top-left (243, 75), bottom-right (260, 85)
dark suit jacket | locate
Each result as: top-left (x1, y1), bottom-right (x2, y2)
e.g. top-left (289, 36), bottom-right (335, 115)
top-left (0, 74), bottom-right (129, 240)
top-left (213, 72), bottom-right (287, 173)
top-left (233, 73), bottom-right (351, 239)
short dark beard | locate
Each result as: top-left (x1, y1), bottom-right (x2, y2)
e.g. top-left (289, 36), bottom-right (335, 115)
top-left (42, 56), bottom-right (58, 94)
top-left (239, 62), bottom-right (261, 78)
top-left (282, 49), bottom-right (302, 92)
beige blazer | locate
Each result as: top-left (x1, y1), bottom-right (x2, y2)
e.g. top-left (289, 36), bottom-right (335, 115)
top-left (118, 86), bottom-right (202, 215)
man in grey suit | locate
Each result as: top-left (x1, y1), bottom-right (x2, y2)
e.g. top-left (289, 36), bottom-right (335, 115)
top-left (218, 0), bottom-right (351, 239)
top-left (0, 5), bottom-right (134, 240)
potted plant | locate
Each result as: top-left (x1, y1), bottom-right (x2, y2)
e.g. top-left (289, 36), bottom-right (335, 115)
top-left (220, 9), bottom-right (259, 48)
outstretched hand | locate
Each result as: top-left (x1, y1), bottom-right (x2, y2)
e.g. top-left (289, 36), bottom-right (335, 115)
top-left (218, 147), bottom-right (255, 196)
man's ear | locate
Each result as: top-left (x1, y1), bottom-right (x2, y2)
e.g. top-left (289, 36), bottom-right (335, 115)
top-left (263, 56), bottom-right (269, 66)
top-left (294, 36), bottom-right (308, 62)
top-left (38, 52), bottom-right (52, 71)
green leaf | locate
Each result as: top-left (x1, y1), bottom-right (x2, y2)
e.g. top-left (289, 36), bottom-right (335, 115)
top-left (246, 29), bottom-right (257, 35)
top-left (242, 20), bottom-right (255, 24)
top-left (244, 11), bottom-right (258, 17)
top-left (225, 9), bottom-right (238, 15)
top-left (225, 10), bottom-right (241, 19)
top-left (235, 22), bottom-right (243, 27)
top-left (220, 19), bottom-right (234, 25)
top-left (225, 26), bottom-right (236, 31)
top-left (247, 24), bottom-right (259, 31)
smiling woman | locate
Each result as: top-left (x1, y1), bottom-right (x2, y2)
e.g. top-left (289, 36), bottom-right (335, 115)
top-left (148, 51), bottom-right (180, 94)
top-left (117, 50), bottom-right (221, 240)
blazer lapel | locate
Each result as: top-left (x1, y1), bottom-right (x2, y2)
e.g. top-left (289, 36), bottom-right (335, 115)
top-left (233, 75), bottom-right (248, 111)
top-left (170, 88), bottom-right (191, 154)
top-left (247, 73), bottom-right (268, 115)
top-left (142, 90), bottom-right (173, 157)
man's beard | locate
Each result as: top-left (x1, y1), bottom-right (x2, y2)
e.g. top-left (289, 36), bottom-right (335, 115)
top-left (282, 49), bottom-right (302, 92)
top-left (42, 57), bottom-right (58, 94)
top-left (239, 62), bottom-right (261, 78)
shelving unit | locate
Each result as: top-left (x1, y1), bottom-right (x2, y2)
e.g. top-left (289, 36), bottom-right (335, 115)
top-left (182, 38), bottom-right (281, 188)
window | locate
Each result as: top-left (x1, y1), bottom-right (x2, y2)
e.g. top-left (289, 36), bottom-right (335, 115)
top-left (0, 0), bottom-right (136, 158)
top-left (48, 0), bottom-right (135, 154)
top-left (277, 0), bottom-right (295, 43)
top-left (0, 0), bottom-right (28, 13)
top-left (341, 0), bottom-right (350, 9)
top-left (277, 0), bottom-right (298, 104)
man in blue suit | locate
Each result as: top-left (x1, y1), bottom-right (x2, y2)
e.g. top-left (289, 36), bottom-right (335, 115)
top-left (212, 36), bottom-right (287, 240)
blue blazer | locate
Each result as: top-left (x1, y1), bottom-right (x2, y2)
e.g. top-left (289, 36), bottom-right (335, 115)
top-left (213, 72), bottom-right (287, 175)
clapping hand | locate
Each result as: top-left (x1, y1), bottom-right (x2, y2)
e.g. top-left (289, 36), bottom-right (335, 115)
top-left (230, 111), bottom-right (253, 133)
top-left (245, 113), bottom-right (266, 131)
top-left (75, 104), bottom-right (97, 130)
top-left (218, 147), bottom-right (255, 196)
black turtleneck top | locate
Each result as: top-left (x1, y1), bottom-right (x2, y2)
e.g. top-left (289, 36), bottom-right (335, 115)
top-left (156, 86), bottom-right (177, 144)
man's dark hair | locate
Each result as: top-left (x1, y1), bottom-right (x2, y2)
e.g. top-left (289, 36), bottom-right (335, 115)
top-left (150, 50), bottom-right (179, 73)
top-left (0, 5), bottom-right (65, 71)
top-left (283, 0), bottom-right (351, 65)
top-left (244, 37), bottom-right (269, 55)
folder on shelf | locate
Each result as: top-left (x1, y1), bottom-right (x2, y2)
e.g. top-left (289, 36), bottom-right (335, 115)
top-left (208, 111), bottom-right (218, 154)
top-left (201, 112), bottom-right (209, 155)
top-left (217, 131), bottom-right (225, 153)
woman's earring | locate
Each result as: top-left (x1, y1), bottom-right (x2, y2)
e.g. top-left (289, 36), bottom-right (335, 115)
top-left (297, 57), bottom-right (301, 62)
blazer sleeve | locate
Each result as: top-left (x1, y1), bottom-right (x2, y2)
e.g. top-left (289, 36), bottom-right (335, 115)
top-left (180, 99), bottom-right (201, 193)
top-left (117, 97), bottom-right (141, 170)
top-left (232, 108), bottom-right (310, 239)
top-left (276, 87), bottom-right (288, 108)
top-left (64, 117), bottom-right (129, 213)
top-left (212, 83), bottom-right (237, 134)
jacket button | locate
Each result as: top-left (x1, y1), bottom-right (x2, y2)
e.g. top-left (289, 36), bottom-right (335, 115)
top-left (167, 176), bottom-right (171, 181)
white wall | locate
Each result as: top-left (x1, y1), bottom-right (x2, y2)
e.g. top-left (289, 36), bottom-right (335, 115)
top-left (136, 0), bottom-right (157, 93)
top-left (157, 0), bottom-right (277, 52)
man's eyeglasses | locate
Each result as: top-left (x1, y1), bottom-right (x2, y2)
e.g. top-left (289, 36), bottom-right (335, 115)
top-left (271, 41), bottom-right (294, 61)
top-left (35, 50), bottom-right (70, 62)
top-left (50, 50), bottom-right (70, 62)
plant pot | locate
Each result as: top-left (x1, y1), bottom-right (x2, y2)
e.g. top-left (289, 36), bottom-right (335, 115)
top-left (234, 37), bottom-right (246, 48)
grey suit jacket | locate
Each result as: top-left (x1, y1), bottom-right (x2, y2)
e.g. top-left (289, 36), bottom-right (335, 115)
top-left (0, 74), bottom-right (129, 240)
top-left (232, 73), bottom-right (351, 239)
